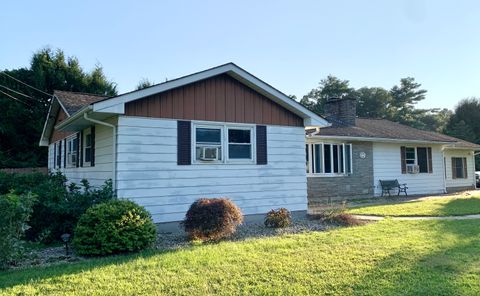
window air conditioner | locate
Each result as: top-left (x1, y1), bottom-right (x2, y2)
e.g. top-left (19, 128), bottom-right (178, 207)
top-left (200, 147), bottom-right (219, 161)
top-left (406, 164), bottom-right (419, 174)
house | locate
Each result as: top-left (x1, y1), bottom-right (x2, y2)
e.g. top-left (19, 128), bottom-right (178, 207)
top-left (39, 63), bottom-right (330, 223)
top-left (306, 97), bottom-right (480, 204)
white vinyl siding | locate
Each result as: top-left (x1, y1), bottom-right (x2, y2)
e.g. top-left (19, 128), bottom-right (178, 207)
top-left (47, 118), bottom-right (116, 187)
top-left (116, 116), bottom-right (307, 223)
top-left (373, 143), bottom-right (444, 196)
top-left (444, 149), bottom-right (476, 189)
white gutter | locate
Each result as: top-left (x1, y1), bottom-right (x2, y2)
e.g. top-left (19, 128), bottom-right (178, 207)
top-left (308, 135), bottom-right (454, 145)
top-left (83, 112), bottom-right (117, 192)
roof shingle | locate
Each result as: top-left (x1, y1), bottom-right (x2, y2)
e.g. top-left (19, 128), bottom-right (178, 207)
top-left (54, 90), bottom-right (108, 115)
top-left (312, 118), bottom-right (480, 149)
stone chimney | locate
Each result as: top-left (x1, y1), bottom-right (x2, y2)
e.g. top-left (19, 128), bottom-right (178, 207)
top-left (324, 97), bottom-right (357, 126)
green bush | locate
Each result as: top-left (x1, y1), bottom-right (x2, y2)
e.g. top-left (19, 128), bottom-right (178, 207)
top-left (0, 172), bottom-right (115, 243)
top-left (264, 208), bottom-right (292, 228)
top-left (0, 191), bottom-right (35, 269)
top-left (183, 198), bottom-right (243, 241)
top-left (73, 200), bottom-right (157, 256)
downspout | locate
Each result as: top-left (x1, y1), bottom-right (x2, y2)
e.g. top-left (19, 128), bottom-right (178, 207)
top-left (441, 146), bottom-right (447, 193)
top-left (83, 113), bottom-right (117, 193)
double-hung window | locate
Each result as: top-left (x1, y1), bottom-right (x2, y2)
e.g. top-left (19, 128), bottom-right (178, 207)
top-left (66, 136), bottom-right (78, 167)
top-left (402, 146), bottom-right (432, 174)
top-left (452, 157), bottom-right (467, 179)
top-left (193, 124), bottom-right (254, 164)
top-left (83, 129), bottom-right (93, 166)
top-left (306, 142), bottom-right (352, 175)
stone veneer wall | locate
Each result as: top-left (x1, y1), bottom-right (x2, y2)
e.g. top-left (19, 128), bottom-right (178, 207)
top-left (307, 141), bottom-right (374, 204)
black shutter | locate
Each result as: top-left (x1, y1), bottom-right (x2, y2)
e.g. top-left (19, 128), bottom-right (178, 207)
top-left (79, 130), bottom-right (84, 167)
top-left (63, 139), bottom-right (67, 168)
top-left (177, 121), bottom-right (192, 165)
top-left (53, 143), bottom-right (57, 168)
top-left (58, 142), bottom-right (61, 169)
top-left (91, 126), bottom-right (95, 167)
top-left (76, 133), bottom-right (80, 167)
top-left (427, 147), bottom-right (433, 173)
top-left (400, 146), bottom-right (406, 174)
top-left (256, 125), bottom-right (267, 165)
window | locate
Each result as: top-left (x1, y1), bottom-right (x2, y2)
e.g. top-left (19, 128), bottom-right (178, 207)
top-left (66, 137), bottom-right (78, 167)
top-left (83, 130), bottom-right (93, 166)
top-left (402, 147), bottom-right (431, 174)
top-left (193, 124), bottom-right (254, 164)
top-left (227, 128), bottom-right (252, 160)
top-left (452, 157), bottom-right (467, 179)
top-left (306, 143), bottom-right (352, 175)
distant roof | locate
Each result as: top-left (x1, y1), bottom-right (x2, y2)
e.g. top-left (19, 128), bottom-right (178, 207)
top-left (54, 90), bottom-right (107, 115)
top-left (310, 118), bottom-right (480, 149)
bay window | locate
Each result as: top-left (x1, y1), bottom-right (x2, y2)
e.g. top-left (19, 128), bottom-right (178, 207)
top-left (306, 142), bottom-right (352, 175)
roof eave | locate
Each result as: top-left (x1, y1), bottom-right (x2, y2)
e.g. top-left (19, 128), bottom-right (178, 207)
top-left (55, 105), bottom-right (93, 131)
top-left (308, 134), bottom-right (455, 145)
top-left (91, 63), bottom-right (330, 127)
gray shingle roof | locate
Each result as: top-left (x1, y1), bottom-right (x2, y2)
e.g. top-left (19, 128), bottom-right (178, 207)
top-left (54, 90), bottom-right (107, 115)
top-left (312, 118), bottom-right (480, 149)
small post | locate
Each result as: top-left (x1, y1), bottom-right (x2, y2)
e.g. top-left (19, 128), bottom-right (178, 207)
top-left (61, 233), bottom-right (71, 256)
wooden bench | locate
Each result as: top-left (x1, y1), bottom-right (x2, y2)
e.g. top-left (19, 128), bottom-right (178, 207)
top-left (379, 179), bottom-right (408, 197)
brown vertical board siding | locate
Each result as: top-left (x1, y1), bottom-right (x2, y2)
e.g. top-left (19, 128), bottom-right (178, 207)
top-left (194, 82), bottom-right (206, 120)
top-left (205, 79), bottom-right (216, 121)
top-left (183, 84), bottom-right (195, 119)
top-left (50, 109), bottom-right (75, 144)
top-left (215, 76), bottom-right (226, 121)
top-left (234, 81), bottom-right (245, 122)
top-left (124, 74), bottom-right (303, 126)
top-left (224, 78), bottom-right (236, 122)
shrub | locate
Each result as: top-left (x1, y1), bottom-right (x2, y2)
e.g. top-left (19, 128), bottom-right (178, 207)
top-left (0, 171), bottom-right (115, 243)
top-left (183, 198), bottom-right (243, 241)
top-left (0, 191), bottom-right (35, 269)
top-left (73, 200), bottom-right (157, 256)
top-left (311, 202), bottom-right (365, 226)
top-left (264, 208), bottom-right (292, 228)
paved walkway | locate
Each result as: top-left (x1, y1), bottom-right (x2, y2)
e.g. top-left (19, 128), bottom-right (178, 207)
top-left (352, 214), bottom-right (480, 221)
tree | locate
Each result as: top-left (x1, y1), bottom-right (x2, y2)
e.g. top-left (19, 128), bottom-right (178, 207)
top-left (0, 47), bottom-right (117, 168)
top-left (300, 75), bottom-right (356, 115)
top-left (356, 87), bottom-right (392, 119)
top-left (389, 77), bottom-right (428, 125)
top-left (135, 78), bottom-right (154, 90)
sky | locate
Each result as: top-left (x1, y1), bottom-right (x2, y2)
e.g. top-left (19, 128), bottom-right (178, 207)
top-left (1, 0), bottom-right (479, 110)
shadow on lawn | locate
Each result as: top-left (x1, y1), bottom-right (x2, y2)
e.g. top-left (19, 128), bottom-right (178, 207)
top-left (437, 197), bottom-right (480, 216)
top-left (352, 219), bottom-right (480, 295)
top-left (0, 248), bottom-right (174, 289)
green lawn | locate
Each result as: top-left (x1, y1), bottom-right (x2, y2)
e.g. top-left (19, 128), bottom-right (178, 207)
top-left (347, 195), bottom-right (480, 217)
top-left (1, 219), bottom-right (480, 295)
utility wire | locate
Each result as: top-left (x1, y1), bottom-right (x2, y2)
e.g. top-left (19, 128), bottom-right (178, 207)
top-left (0, 71), bottom-right (52, 96)
top-left (0, 84), bottom-right (33, 98)
top-left (0, 89), bottom-right (29, 105)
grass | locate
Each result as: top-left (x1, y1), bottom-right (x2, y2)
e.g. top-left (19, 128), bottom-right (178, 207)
top-left (347, 194), bottom-right (480, 217)
top-left (1, 219), bottom-right (480, 295)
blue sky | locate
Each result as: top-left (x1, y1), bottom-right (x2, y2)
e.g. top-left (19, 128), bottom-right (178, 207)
top-left (1, 0), bottom-right (479, 110)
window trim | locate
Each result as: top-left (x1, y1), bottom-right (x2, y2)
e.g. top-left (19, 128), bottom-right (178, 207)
top-left (65, 135), bottom-right (78, 168)
top-left (306, 142), bottom-right (352, 177)
top-left (83, 129), bottom-right (92, 167)
top-left (452, 157), bottom-right (467, 179)
top-left (404, 146), bottom-right (431, 174)
top-left (192, 122), bottom-right (256, 165)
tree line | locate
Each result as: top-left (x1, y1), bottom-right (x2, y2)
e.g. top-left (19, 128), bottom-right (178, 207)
top-left (1, 48), bottom-right (479, 168)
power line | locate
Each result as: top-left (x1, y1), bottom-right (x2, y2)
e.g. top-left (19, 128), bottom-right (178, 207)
top-left (0, 71), bottom-right (52, 97)
top-left (0, 89), bottom-right (29, 105)
top-left (0, 84), bottom-right (33, 98)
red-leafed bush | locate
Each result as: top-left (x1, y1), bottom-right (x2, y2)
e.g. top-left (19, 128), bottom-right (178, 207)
top-left (183, 198), bottom-right (243, 241)
top-left (264, 208), bottom-right (292, 228)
